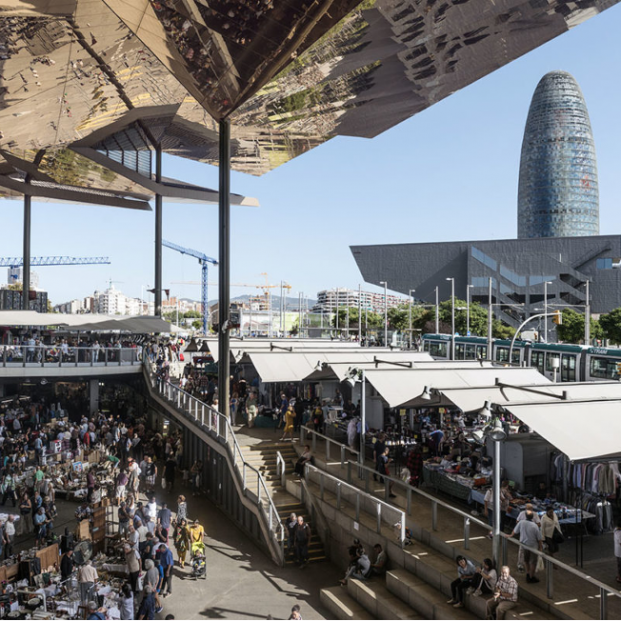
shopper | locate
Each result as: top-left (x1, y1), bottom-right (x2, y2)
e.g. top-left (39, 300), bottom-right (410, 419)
top-left (294, 515), bottom-right (311, 568)
top-left (614, 521), bottom-right (621, 584)
top-left (486, 566), bottom-right (518, 619)
top-left (472, 558), bottom-right (497, 596)
top-left (541, 507), bottom-right (563, 559)
top-left (77, 560), bottom-right (98, 604)
top-left (447, 555), bottom-right (476, 608)
top-left (124, 544), bottom-right (141, 593)
top-left (119, 583), bottom-right (135, 620)
top-left (510, 511), bottom-right (542, 583)
top-left (158, 543), bottom-right (174, 597)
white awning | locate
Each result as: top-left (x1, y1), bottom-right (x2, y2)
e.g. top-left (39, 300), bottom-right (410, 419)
top-left (246, 352), bottom-right (329, 383)
top-left (506, 401), bottom-right (621, 462)
top-left (0, 311), bottom-right (173, 332)
top-left (441, 381), bottom-right (621, 413)
top-left (363, 367), bottom-right (551, 409)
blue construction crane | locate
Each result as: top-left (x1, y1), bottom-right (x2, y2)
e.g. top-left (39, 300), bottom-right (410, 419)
top-left (0, 256), bottom-right (110, 268)
top-left (162, 240), bottom-right (217, 334)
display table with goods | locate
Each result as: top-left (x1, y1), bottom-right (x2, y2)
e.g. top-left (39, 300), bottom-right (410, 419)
top-left (469, 488), bottom-right (596, 526)
top-left (422, 461), bottom-right (486, 501)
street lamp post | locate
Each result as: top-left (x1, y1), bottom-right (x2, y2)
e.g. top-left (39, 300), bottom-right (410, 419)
top-left (358, 284), bottom-right (362, 344)
top-left (446, 278), bottom-right (455, 359)
top-left (584, 280), bottom-right (590, 345)
top-left (466, 284), bottom-right (473, 336)
top-left (380, 281), bottom-right (388, 346)
top-left (487, 277), bottom-right (493, 361)
top-left (544, 281), bottom-right (553, 343)
top-left (298, 292), bottom-right (302, 339)
top-left (489, 419), bottom-right (507, 567)
top-left (409, 289), bottom-right (415, 349)
top-left (435, 286), bottom-right (440, 333)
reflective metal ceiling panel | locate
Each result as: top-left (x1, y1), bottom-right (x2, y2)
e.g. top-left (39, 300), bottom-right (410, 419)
top-left (0, 0), bottom-right (615, 186)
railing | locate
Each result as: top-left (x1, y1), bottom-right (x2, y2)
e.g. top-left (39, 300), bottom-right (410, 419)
top-left (346, 459), bottom-right (484, 549)
top-left (300, 476), bottom-right (331, 549)
top-left (304, 463), bottom-right (406, 547)
top-left (307, 430), bottom-right (621, 621)
top-left (300, 425), bottom-right (359, 467)
top-left (146, 366), bottom-right (285, 565)
top-left (0, 344), bottom-right (140, 367)
top-left (276, 451), bottom-right (286, 488)
top-left (500, 534), bottom-right (621, 619)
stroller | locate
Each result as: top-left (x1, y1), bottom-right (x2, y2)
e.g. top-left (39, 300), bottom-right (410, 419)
top-left (190, 540), bottom-right (206, 580)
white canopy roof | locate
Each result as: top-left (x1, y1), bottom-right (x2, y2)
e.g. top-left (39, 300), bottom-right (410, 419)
top-left (363, 366), bottom-right (551, 409)
top-left (204, 338), bottom-right (369, 362)
top-left (240, 350), bottom-right (434, 383)
top-left (440, 381), bottom-right (621, 413)
top-left (506, 401), bottom-right (621, 462)
top-left (0, 311), bottom-right (173, 333)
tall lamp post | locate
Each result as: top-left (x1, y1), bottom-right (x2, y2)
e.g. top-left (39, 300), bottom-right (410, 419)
top-left (358, 284), bottom-right (362, 344)
top-left (544, 281), bottom-right (553, 343)
top-left (584, 280), bottom-right (590, 345)
top-left (466, 284), bottom-right (474, 336)
top-left (380, 281), bottom-right (388, 346)
top-left (489, 419), bottom-right (507, 567)
top-left (446, 278), bottom-right (455, 359)
top-left (408, 289), bottom-right (416, 349)
top-left (347, 368), bottom-right (366, 473)
top-left (435, 286), bottom-right (440, 333)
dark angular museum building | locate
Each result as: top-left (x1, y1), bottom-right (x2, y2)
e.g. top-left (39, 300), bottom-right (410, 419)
top-left (351, 235), bottom-right (621, 328)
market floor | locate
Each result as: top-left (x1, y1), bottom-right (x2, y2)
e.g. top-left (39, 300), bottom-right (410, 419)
top-left (140, 484), bottom-right (340, 621)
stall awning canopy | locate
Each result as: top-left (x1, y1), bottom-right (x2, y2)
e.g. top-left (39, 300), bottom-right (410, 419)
top-left (506, 401), bottom-right (621, 462)
top-left (204, 339), bottom-right (372, 362)
top-left (364, 367), bottom-right (551, 409)
top-left (440, 381), bottom-right (621, 413)
top-left (242, 350), bottom-right (434, 383)
top-left (0, 311), bottom-right (173, 333)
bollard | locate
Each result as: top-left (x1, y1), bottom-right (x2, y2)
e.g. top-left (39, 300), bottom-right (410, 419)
top-left (376, 504), bottom-right (382, 534)
top-left (546, 558), bottom-right (553, 599)
top-left (432, 502), bottom-right (438, 531)
top-left (464, 517), bottom-right (470, 550)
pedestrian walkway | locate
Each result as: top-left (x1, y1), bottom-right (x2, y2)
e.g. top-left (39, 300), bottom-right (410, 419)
top-left (131, 480), bottom-right (339, 620)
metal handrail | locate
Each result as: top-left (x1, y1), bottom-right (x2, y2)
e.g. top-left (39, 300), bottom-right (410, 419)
top-left (300, 425), bottom-right (359, 467)
top-left (500, 532), bottom-right (621, 618)
top-left (147, 366), bottom-right (285, 563)
top-left (1, 344), bottom-right (140, 367)
top-left (305, 463), bottom-right (406, 547)
top-left (276, 451), bottom-right (286, 488)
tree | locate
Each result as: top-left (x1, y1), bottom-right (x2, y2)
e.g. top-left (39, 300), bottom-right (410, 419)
top-left (557, 309), bottom-right (585, 343)
top-left (492, 319), bottom-right (515, 339)
top-left (184, 310), bottom-right (201, 319)
top-left (191, 320), bottom-right (202, 330)
top-left (438, 298), bottom-right (488, 336)
top-left (599, 308), bottom-right (621, 344)
top-left (332, 307), bottom-right (383, 335)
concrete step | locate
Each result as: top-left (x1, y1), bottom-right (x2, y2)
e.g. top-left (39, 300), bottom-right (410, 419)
top-left (347, 578), bottom-right (423, 620)
top-left (320, 586), bottom-right (374, 620)
top-left (388, 569), bottom-right (469, 619)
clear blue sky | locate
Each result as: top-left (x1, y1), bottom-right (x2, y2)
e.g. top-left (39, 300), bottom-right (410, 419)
top-left (1, 7), bottom-right (620, 306)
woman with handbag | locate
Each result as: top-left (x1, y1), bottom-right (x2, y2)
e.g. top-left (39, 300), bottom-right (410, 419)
top-left (541, 507), bottom-right (564, 558)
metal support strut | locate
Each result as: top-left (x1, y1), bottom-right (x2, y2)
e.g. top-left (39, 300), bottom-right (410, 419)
top-left (218, 119), bottom-right (231, 419)
top-left (154, 144), bottom-right (163, 317)
top-left (22, 187), bottom-right (31, 311)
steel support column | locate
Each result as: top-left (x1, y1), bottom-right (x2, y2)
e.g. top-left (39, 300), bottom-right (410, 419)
top-left (154, 144), bottom-right (163, 317)
top-left (22, 187), bottom-right (31, 311)
top-left (218, 119), bottom-right (231, 419)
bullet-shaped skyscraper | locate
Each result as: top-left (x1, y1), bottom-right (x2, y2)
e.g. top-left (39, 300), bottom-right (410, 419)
top-left (517, 71), bottom-right (599, 238)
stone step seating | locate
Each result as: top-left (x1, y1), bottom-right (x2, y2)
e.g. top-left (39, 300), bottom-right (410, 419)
top-left (320, 586), bottom-right (374, 620)
top-left (347, 577), bottom-right (425, 619)
top-left (306, 474), bottom-right (554, 620)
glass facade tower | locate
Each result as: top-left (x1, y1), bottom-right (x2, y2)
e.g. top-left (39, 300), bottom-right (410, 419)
top-left (517, 71), bottom-right (599, 238)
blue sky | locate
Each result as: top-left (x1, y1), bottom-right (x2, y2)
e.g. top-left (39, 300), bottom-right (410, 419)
top-left (2, 6), bottom-right (621, 306)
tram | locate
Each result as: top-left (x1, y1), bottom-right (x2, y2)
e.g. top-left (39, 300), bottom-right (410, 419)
top-left (421, 333), bottom-right (621, 382)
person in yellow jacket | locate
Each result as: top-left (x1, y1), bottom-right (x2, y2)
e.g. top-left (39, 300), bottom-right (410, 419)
top-left (281, 404), bottom-right (296, 441)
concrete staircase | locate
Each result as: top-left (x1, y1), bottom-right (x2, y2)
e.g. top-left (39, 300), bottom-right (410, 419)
top-left (240, 442), bottom-right (326, 564)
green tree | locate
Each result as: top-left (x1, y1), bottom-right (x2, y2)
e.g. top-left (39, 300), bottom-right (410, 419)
top-left (184, 310), bottom-right (201, 319)
top-left (492, 319), bottom-right (516, 339)
top-left (438, 298), bottom-right (488, 336)
top-left (191, 320), bottom-right (202, 330)
top-left (599, 308), bottom-right (621, 344)
top-left (332, 307), bottom-right (383, 334)
top-left (557, 309), bottom-right (586, 343)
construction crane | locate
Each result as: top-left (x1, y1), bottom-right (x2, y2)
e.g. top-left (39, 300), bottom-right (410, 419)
top-left (163, 240), bottom-right (217, 334)
top-left (0, 256), bottom-right (110, 268)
